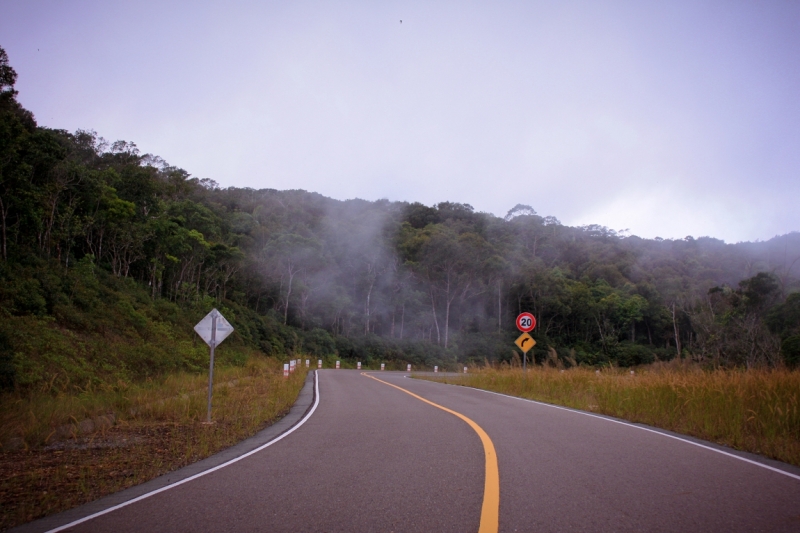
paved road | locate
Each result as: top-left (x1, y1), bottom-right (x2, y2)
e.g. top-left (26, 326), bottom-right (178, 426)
top-left (22, 370), bottom-right (800, 532)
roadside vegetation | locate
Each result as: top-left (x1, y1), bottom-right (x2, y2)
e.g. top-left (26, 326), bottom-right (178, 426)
top-left (2, 45), bottom-right (800, 396)
top-left (421, 361), bottom-right (800, 467)
top-left (0, 360), bottom-right (308, 530)
top-left (2, 40), bottom-right (800, 529)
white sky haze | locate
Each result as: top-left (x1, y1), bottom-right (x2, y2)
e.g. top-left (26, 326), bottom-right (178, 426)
top-left (2, 0), bottom-right (799, 242)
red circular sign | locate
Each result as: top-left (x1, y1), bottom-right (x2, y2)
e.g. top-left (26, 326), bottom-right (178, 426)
top-left (516, 312), bottom-right (536, 332)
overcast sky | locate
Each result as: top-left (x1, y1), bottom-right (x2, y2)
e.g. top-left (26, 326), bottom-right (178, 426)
top-left (2, 1), bottom-right (799, 243)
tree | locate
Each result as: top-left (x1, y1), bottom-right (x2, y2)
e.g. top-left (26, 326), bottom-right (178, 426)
top-left (412, 226), bottom-right (490, 349)
top-left (0, 47), bottom-right (17, 99)
top-left (0, 48), bottom-right (35, 260)
top-left (263, 233), bottom-right (321, 325)
top-left (504, 204), bottom-right (536, 221)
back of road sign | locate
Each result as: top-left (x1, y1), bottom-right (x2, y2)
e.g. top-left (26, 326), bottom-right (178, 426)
top-left (194, 309), bottom-right (234, 347)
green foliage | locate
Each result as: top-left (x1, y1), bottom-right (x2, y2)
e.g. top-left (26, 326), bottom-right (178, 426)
top-left (0, 45), bottom-right (798, 394)
top-left (303, 328), bottom-right (336, 356)
top-left (767, 293), bottom-right (800, 339)
top-left (781, 336), bottom-right (800, 368)
top-left (613, 342), bottom-right (657, 367)
top-left (0, 330), bottom-right (14, 391)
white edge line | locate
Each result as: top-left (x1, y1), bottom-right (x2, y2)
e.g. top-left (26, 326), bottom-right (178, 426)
top-left (45, 371), bottom-right (321, 533)
top-left (411, 375), bottom-right (800, 483)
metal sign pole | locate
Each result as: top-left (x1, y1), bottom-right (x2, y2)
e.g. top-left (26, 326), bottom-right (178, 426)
top-left (194, 308), bottom-right (233, 424)
top-left (515, 313), bottom-right (537, 373)
top-left (206, 311), bottom-right (217, 423)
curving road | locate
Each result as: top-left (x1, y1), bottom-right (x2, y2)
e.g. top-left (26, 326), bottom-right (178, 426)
top-left (15, 370), bottom-right (800, 532)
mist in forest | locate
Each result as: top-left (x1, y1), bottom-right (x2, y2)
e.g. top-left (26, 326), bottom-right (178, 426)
top-left (1, 41), bottom-right (799, 372)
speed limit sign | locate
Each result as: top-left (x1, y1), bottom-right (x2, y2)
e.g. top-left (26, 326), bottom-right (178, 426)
top-left (516, 312), bottom-right (536, 332)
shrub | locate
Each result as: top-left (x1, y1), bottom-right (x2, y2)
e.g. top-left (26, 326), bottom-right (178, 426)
top-left (781, 336), bottom-right (800, 368)
top-left (0, 331), bottom-right (15, 391)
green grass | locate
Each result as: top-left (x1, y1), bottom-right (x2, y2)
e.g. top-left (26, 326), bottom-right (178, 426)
top-left (420, 361), bottom-right (800, 467)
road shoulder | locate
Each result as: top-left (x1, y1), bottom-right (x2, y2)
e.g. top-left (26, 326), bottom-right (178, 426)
top-left (10, 371), bottom-right (317, 533)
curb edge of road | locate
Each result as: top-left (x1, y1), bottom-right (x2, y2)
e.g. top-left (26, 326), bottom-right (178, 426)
top-left (408, 374), bottom-right (800, 481)
top-left (10, 370), bottom-right (318, 533)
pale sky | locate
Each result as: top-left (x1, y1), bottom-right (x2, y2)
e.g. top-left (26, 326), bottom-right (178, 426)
top-left (2, 0), bottom-right (799, 243)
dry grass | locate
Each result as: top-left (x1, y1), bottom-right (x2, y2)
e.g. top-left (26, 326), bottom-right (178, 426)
top-left (421, 361), bottom-right (800, 467)
top-left (0, 356), bottom-right (308, 531)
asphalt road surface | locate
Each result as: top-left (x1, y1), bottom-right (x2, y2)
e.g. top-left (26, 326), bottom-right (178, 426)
top-left (17, 370), bottom-right (800, 532)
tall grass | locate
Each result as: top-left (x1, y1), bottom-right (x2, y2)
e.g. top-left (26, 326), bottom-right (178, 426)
top-left (423, 362), bottom-right (800, 466)
top-left (0, 353), bottom-right (306, 450)
top-left (0, 355), bottom-right (308, 530)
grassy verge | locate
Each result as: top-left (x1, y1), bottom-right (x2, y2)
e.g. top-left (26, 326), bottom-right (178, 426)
top-left (419, 361), bottom-right (800, 467)
top-left (0, 356), bottom-right (308, 531)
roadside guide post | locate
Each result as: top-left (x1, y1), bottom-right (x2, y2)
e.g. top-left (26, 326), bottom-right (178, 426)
top-left (194, 308), bottom-right (234, 423)
top-left (515, 312), bottom-right (537, 371)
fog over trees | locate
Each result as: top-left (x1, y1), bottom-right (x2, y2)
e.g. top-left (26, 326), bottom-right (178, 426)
top-left (1, 47), bottom-right (799, 391)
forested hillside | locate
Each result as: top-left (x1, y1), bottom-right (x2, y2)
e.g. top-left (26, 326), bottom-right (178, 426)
top-left (1, 47), bottom-right (799, 393)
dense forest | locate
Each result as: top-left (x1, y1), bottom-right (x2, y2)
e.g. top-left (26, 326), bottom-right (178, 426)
top-left (1, 47), bottom-right (799, 393)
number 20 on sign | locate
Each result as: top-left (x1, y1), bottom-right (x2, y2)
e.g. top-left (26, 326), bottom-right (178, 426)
top-left (515, 312), bottom-right (536, 371)
top-left (516, 312), bottom-right (536, 332)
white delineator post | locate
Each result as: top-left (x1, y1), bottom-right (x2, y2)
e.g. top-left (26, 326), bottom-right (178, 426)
top-left (283, 363), bottom-right (289, 377)
top-left (357, 362), bottom-right (361, 370)
top-left (318, 359), bottom-right (322, 369)
top-left (464, 366), bottom-right (468, 373)
top-left (407, 364), bottom-right (411, 372)
top-left (336, 360), bottom-right (340, 369)
top-left (381, 363), bottom-right (385, 370)
top-left (305, 359), bottom-right (309, 367)
top-left (434, 366), bottom-right (438, 373)
top-left (289, 360), bottom-right (295, 373)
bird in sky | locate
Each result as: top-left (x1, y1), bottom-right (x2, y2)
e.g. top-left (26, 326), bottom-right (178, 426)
top-left (400, 20), bottom-right (402, 23)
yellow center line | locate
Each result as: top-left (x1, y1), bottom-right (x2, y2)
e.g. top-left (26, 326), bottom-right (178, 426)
top-left (361, 372), bottom-right (499, 533)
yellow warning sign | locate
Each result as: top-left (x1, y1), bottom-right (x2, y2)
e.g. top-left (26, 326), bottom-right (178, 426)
top-left (515, 332), bottom-right (536, 353)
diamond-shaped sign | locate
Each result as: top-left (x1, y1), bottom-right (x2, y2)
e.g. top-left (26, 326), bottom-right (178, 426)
top-left (515, 332), bottom-right (536, 353)
top-left (194, 308), bottom-right (234, 347)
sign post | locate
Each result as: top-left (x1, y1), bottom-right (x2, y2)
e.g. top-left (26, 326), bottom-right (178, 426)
top-left (194, 309), bottom-right (234, 423)
top-left (515, 312), bottom-right (536, 371)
